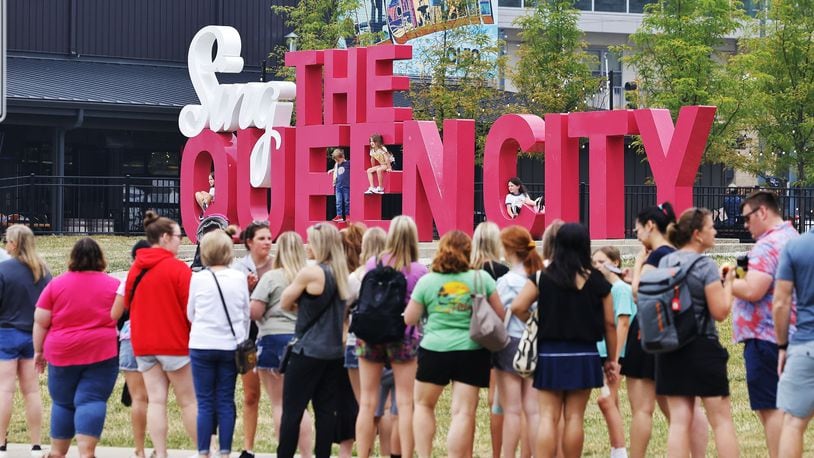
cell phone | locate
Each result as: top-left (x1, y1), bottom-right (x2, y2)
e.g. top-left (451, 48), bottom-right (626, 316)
top-left (736, 255), bottom-right (749, 279)
top-left (603, 262), bottom-right (623, 275)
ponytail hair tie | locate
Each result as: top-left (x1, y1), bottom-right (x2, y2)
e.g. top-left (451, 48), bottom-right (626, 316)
top-left (528, 241), bottom-right (536, 249)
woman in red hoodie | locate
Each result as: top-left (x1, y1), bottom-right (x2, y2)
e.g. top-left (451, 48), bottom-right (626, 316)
top-left (124, 211), bottom-right (195, 458)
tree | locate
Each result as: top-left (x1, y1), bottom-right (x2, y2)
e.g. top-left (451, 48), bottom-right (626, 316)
top-left (737, 0), bottom-right (814, 185)
top-left (408, 26), bottom-right (508, 161)
top-left (270, 0), bottom-right (359, 75)
top-left (510, 0), bottom-right (602, 116)
top-left (618, 0), bottom-right (754, 165)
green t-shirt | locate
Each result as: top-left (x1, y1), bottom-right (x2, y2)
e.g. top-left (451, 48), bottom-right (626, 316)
top-left (410, 269), bottom-right (497, 352)
top-left (597, 279), bottom-right (636, 358)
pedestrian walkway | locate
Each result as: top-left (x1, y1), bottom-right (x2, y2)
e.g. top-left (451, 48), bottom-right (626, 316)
top-left (3, 444), bottom-right (288, 458)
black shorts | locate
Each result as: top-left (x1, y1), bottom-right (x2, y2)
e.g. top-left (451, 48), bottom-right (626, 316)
top-left (655, 336), bottom-right (730, 397)
top-left (416, 347), bottom-right (491, 388)
top-left (620, 319), bottom-right (656, 380)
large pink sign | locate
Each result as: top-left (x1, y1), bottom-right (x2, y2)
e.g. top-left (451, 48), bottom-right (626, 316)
top-left (179, 26), bottom-right (716, 242)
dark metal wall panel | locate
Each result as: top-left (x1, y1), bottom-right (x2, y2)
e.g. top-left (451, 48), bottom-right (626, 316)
top-left (223, 0), bottom-right (296, 69)
top-left (10, 0), bottom-right (291, 64)
top-left (76, 0), bottom-right (217, 62)
top-left (8, 0), bottom-right (71, 54)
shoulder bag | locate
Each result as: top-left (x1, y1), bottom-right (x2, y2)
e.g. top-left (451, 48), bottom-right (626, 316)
top-left (210, 269), bottom-right (257, 374)
top-left (469, 271), bottom-right (509, 352)
top-left (513, 271), bottom-right (541, 377)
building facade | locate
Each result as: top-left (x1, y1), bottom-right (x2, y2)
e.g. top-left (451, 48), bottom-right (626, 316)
top-left (0, 0), bottom-right (294, 232)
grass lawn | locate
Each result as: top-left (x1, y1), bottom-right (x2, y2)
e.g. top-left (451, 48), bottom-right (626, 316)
top-left (7, 236), bottom-right (814, 456)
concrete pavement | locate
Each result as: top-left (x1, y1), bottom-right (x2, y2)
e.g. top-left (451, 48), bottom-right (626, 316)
top-left (3, 444), bottom-right (285, 458)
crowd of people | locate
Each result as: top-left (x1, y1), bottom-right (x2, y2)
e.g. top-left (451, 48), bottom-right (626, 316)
top-left (0, 188), bottom-right (813, 458)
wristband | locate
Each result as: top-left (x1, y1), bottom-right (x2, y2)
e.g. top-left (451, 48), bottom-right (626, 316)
top-left (777, 342), bottom-right (789, 351)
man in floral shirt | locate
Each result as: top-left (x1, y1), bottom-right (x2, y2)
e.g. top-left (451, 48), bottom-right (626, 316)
top-left (732, 190), bottom-right (799, 458)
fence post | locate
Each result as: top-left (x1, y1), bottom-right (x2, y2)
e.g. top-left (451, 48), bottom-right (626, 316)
top-left (124, 175), bottom-right (131, 236)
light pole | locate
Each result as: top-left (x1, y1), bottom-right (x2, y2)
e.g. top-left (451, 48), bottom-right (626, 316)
top-left (285, 32), bottom-right (299, 52)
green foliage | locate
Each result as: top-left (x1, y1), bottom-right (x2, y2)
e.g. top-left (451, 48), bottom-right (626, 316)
top-left (270, 0), bottom-right (358, 76)
top-left (510, 0), bottom-right (602, 115)
top-left (408, 26), bottom-right (509, 162)
top-left (616, 0), bottom-right (753, 165)
top-left (736, 0), bottom-right (814, 185)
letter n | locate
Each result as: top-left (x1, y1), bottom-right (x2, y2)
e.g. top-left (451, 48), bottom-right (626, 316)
top-left (403, 120), bottom-right (474, 241)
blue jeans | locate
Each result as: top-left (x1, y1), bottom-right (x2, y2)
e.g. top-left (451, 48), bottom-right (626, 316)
top-left (48, 357), bottom-right (118, 439)
top-left (335, 186), bottom-right (349, 218)
top-left (190, 349), bottom-right (238, 454)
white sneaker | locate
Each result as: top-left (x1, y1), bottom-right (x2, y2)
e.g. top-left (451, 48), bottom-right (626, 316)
top-left (364, 186), bottom-right (376, 195)
top-left (30, 445), bottom-right (44, 458)
top-left (374, 187), bottom-right (385, 194)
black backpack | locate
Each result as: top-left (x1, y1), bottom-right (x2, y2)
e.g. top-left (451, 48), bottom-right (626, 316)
top-left (636, 254), bottom-right (709, 354)
top-left (349, 261), bottom-right (408, 344)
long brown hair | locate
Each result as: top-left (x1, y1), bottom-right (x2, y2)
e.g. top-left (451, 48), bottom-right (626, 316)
top-left (500, 225), bottom-right (543, 276)
top-left (5, 225), bottom-right (48, 282)
top-left (341, 223), bottom-right (366, 272)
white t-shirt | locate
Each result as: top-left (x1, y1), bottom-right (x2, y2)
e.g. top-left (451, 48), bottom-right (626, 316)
top-left (505, 193), bottom-right (528, 210)
top-left (209, 186), bottom-right (216, 198)
top-left (187, 268), bottom-right (250, 350)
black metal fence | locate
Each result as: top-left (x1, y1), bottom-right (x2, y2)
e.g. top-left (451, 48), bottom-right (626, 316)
top-left (2, 175), bottom-right (813, 240)
top-left (0, 175), bottom-right (180, 235)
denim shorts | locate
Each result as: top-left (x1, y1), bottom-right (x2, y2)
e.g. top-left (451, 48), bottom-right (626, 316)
top-left (136, 355), bottom-right (190, 373)
top-left (118, 339), bottom-right (138, 371)
top-left (257, 334), bottom-right (294, 371)
top-left (344, 344), bottom-right (359, 369)
top-left (0, 327), bottom-right (34, 360)
top-left (743, 339), bottom-right (779, 410)
top-left (778, 340), bottom-right (814, 419)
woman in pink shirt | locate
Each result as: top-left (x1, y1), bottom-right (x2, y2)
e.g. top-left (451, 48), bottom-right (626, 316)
top-left (33, 238), bottom-right (120, 458)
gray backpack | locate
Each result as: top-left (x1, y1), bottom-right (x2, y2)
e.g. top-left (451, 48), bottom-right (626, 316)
top-left (636, 254), bottom-right (709, 354)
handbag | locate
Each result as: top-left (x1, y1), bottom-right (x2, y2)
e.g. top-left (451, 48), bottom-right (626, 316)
top-left (513, 271), bottom-right (541, 377)
top-left (278, 272), bottom-right (338, 374)
top-left (210, 270), bottom-right (257, 375)
top-left (469, 271), bottom-right (509, 352)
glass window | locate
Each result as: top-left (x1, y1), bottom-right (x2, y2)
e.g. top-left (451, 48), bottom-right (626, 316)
top-left (148, 152), bottom-right (180, 176)
top-left (573, 0), bottom-right (591, 10)
top-left (498, 0), bottom-right (521, 7)
top-left (629, 0), bottom-right (655, 13)
top-left (594, 0), bottom-right (625, 12)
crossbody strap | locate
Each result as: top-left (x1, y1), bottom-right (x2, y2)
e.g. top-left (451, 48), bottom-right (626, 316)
top-left (128, 256), bottom-right (171, 304)
top-left (209, 269), bottom-right (239, 345)
top-left (128, 268), bottom-right (151, 304)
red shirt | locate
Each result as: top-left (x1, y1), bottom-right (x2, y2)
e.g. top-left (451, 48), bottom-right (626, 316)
top-left (125, 247), bottom-right (192, 356)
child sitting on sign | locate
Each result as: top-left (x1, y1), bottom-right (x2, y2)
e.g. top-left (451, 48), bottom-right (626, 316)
top-left (364, 134), bottom-right (393, 195)
top-left (195, 172), bottom-right (215, 218)
top-left (505, 177), bottom-right (543, 218)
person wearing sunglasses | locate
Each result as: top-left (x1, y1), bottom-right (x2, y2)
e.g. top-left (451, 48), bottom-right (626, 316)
top-left (731, 190), bottom-right (799, 458)
top-left (124, 211), bottom-right (196, 458)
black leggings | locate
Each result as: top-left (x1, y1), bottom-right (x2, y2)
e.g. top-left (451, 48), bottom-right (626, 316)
top-left (277, 352), bottom-right (345, 458)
